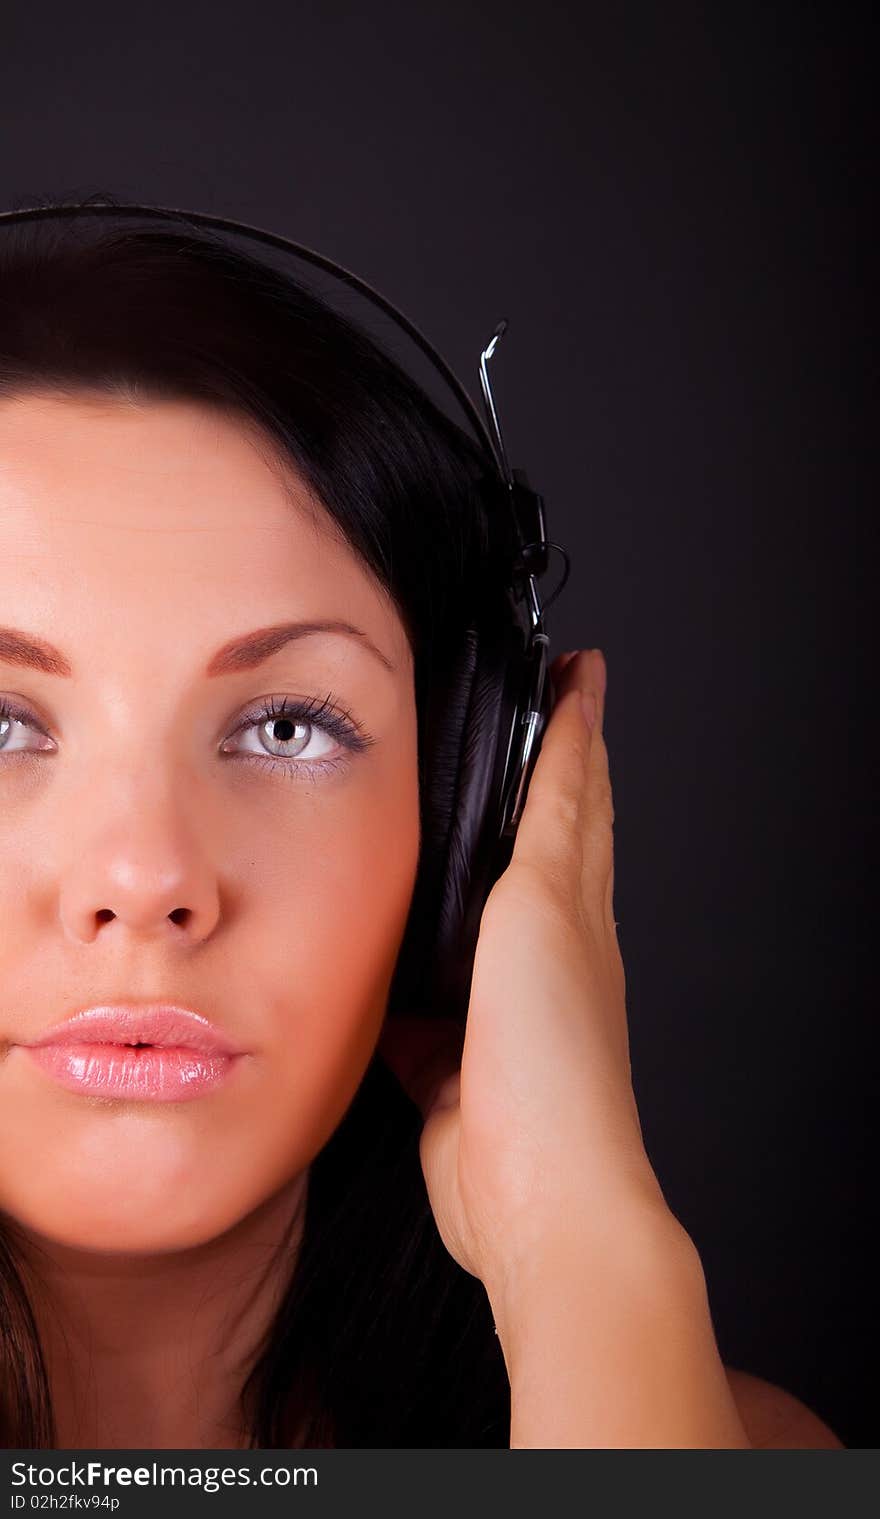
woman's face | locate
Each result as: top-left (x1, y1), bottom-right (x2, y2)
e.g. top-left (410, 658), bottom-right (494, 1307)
top-left (0, 391), bottom-right (420, 1253)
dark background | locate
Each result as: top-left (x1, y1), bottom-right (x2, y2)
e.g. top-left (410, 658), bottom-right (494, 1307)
top-left (2, 2), bottom-right (874, 1447)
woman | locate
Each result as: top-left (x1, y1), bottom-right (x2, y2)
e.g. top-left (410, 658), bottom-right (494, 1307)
top-left (0, 205), bottom-right (842, 1449)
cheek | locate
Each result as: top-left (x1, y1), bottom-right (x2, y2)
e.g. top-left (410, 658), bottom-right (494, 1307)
top-left (251, 756), bottom-right (422, 1143)
top-left (0, 771), bottom-right (47, 953)
top-left (0, 754), bottom-right (422, 1256)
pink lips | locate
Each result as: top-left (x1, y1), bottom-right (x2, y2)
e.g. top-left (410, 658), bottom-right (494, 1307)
top-left (19, 1004), bottom-right (245, 1102)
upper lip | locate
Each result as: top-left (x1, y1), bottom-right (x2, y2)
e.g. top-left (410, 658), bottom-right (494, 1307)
top-left (21, 1004), bottom-right (245, 1056)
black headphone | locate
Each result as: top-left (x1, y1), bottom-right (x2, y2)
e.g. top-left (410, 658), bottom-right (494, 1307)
top-left (0, 198), bottom-right (572, 1027)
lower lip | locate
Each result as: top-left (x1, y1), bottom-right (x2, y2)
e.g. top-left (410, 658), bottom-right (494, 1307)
top-left (21, 1043), bottom-right (240, 1101)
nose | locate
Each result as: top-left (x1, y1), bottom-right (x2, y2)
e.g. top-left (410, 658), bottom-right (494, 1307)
top-left (57, 778), bottom-right (222, 946)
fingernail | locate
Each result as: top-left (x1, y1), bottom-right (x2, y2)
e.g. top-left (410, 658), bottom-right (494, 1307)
top-left (581, 690), bottom-right (597, 730)
top-left (592, 648), bottom-right (607, 696)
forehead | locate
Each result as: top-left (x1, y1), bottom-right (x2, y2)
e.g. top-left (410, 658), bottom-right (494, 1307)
top-left (0, 391), bottom-right (407, 661)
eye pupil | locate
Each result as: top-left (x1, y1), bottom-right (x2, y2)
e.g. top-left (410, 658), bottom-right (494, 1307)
top-left (260, 715), bottom-right (310, 757)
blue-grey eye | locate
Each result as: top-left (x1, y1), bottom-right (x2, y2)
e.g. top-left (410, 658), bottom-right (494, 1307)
top-left (224, 713), bottom-right (338, 763)
top-left (0, 701), bottom-right (53, 755)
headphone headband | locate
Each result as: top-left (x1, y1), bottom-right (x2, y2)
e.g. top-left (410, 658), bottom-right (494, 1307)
top-left (0, 199), bottom-right (500, 460)
top-left (0, 198), bottom-right (569, 621)
top-left (0, 198), bottom-right (572, 880)
top-left (0, 197), bottom-right (569, 621)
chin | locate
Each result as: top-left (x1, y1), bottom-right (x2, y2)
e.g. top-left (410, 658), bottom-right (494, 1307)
top-left (0, 1160), bottom-right (276, 1256)
top-left (3, 1193), bottom-right (249, 1256)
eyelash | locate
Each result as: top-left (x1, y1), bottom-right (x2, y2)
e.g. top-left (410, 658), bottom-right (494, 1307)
top-left (223, 693), bottom-right (375, 782)
top-left (0, 692), bottom-right (375, 784)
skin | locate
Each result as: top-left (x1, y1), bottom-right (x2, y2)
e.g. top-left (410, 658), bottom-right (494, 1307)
top-left (378, 655), bottom-right (845, 1447)
top-left (0, 391), bottom-right (420, 1447)
top-left (0, 392), bottom-right (842, 1449)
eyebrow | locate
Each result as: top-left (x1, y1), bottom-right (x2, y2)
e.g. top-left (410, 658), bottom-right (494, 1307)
top-left (0, 620), bottom-right (396, 680)
top-left (205, 621), bottom-right (396, 677)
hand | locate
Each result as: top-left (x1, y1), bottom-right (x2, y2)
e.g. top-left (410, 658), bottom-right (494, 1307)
top-left (379, 649), bottom-right (676, 1305)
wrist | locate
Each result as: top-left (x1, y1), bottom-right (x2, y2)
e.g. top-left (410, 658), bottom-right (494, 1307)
top-left (481, 1201), bottom-right (749, 1448)
top-left (484, 1193), bottom-right (703, 1367)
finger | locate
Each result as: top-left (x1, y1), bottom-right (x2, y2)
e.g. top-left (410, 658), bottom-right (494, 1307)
top-left (550, 649), bottom-right (580, 696)
top-left (427, 1068), bottom-right (461, 1115)
top-left (553, 645), bottom-right (596, 707)
top-left (377, 1015), bottom-right (464, 1119)
top-left (507, 679), bottom-right (592, 903)
top-left (579, 651), bottom-right (616, 922)
top-left (545, 647), bottom-right (617, 926)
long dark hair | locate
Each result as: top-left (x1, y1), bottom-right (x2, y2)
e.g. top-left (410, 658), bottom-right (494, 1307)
top-left (0, 198), bottom-right (512, 1447)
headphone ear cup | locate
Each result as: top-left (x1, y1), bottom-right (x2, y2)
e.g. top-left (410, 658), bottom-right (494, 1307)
top-left (386, 623), bottom-right (481, 1025)
top-left (436, 621), bottom-right (523, 1022)
top-left (387, 610), bottom-right (525, 1026)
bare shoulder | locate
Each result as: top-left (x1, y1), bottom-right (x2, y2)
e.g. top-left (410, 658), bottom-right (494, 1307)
top-left (724, 1365), bottom-right (845, 1449)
